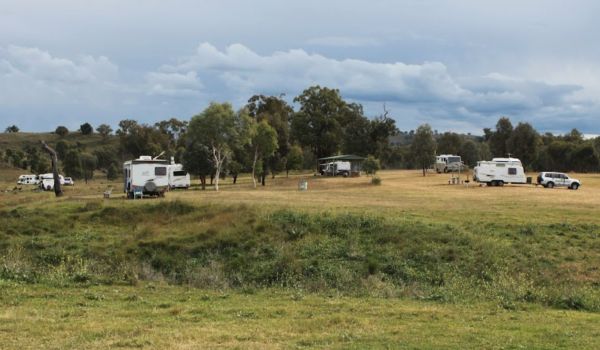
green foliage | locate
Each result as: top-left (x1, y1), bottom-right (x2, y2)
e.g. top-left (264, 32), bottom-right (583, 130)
top-left (489, 117), bottom-right (513, 157)
top-left (117, 121), bottom-right (169, 159)
top-left (187, 103), bottom-right (244, 191)
top-left (54, 126), bottom-right (69, 137)
top-left (292, 86), bottom-right (346, 162)
top-left (250, 119), bottom-right (279, 187)
top-left (459, 139), bottom-right (479, 167)
top-left (285, 144), bottom-right (304, 175)
top-left (106, 163), bottom-right (119, 180)
top-left (93, 146), bottom-right (118, 171)
top-left (54, 140), bottom-right (70, 160)
top-left (363, 155), bottom-right (380, 175)
top-left (371, 176), bottom-right (382, 185)
top-left (4, 125), bottom-right (19, 133)
top-left (63, 149), bottom-right (82, 178)
top-left (506, 122), bottom-right (540, 168)
top-left (182, 142), bottom-right (213, 188)
top-left (95, 123), bottom-right (113, 139)
top-left (437, 132), bottom-right (462, 155)
top-left (410, 124), bottom-right (436, 176)
top-left (79, 123), bottom-right (93, 135)
top-left (246, 95), bottom-right (293, 177)
top-left (80, 153), bottom-right (97, 182)
top-left (1, 203), bottom-right (598, 313)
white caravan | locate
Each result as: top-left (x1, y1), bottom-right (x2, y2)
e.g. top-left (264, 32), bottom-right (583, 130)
top-left (473, 157), bottom-right (527, 186)
top-left (39, 173), bottom-right (65, 191)
top-left (17, 174), bottom-right (40, 185)
top-left (434, 155), bottom-right (464, 173)
top-left (123, 156), bottom-right (170, 198)
top-left (168, 163), bottom-right (190, 189)
top-left (320, 161), bottom-right (351, 177)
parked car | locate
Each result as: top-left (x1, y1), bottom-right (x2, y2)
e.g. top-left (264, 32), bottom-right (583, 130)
top-left (537, 172), bottom-right (581, 190)
top-left (63, 177), bottom-right (75, 186)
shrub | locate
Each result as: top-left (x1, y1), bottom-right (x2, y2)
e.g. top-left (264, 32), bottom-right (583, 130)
top-left (371, 176), bottom-right (382, 185)
top-left (363, 155), bottom-right (381, 176)
top-left (55, 126), bottom-right (69, 137)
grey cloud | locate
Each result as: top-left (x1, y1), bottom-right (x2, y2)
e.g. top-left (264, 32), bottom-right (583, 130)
top-left (155, 43), bottom-right (591, 128)
top-left (145, 71), bottom-right (203, 97)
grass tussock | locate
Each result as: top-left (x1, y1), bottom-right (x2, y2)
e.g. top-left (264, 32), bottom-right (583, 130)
top-left (1, 200), bottom-right (598, 312)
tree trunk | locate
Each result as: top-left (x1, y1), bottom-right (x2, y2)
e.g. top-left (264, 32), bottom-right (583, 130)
top-left (211, 146), bottom-right (222, 191)
top-left (261, 173), bottom-right (266, 186)
top-left (422, 166), bottom-right (427, 177)
top-left (233, 174), bottom-right (238, 184)
top-left (200, 175), bottom-right (206, 190)
top-left (286, 169), bottom-right (289, 178)
top-left (41, 141), bottom-right (63, 197)
top-left (251, 147), bottom-right (258, 188)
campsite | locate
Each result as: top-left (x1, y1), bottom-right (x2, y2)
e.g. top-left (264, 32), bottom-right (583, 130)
top-left (3, 2), bottom-right (600, 347)
top-left (1, 165), bottom-right (599, 349)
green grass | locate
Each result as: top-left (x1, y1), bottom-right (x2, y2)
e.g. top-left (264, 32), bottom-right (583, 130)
top-left (0, 169), bottom-right (599, 348)
top-left (1, 282), bottom-right (599, 349)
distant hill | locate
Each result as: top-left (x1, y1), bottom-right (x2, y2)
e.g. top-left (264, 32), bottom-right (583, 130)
top-left (0, 131), bottom-right (119, 153)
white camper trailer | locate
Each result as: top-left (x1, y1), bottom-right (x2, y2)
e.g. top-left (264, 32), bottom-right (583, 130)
top-left (473, 157), bottom-right (527, 186)
top-left (123, 156), bottom-right (170, 198)
top-left (17, 174), bottom-right (40, 185)
top-left (39, 173), bottom-right (65, 191)
top-left (168, 163), bottom-right (190, 189)
top-left (434, 155), bottom-right (464, 173)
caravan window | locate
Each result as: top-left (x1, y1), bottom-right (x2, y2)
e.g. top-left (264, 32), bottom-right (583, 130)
top-left (508, 168), bottom-right (517, 175)
top-left (173, 171), bottom-right (187, 176)
top-left (155, 167), bottom-right (167, 176)
top-left (496, 163), bottom-right (505, 167)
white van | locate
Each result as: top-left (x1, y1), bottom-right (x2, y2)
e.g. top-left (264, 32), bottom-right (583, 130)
top-left (168, 163), bottom-right (190, 189)
top-left (39, 173), bottom-right (65, 191)
top-left (123, 156), bottom-right (170, 198)
top-left (17, 174), bottom-right (40, 185)
top-left (473, 157), bottom-right (527, 186)
top-left (434, 155), bottom-right (464, 173)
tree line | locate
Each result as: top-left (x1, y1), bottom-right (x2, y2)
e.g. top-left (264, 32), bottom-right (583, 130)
top-left (3, 85), bottom-right (600, 184)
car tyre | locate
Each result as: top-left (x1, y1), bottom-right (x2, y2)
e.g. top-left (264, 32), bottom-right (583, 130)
top-left (547, 182), bottom-right (554, 188)
top-left (570, 183), bottom-right (579, 190)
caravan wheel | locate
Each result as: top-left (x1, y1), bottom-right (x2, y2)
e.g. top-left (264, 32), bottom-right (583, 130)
top-left (497, 181), bottom-right (504, 187)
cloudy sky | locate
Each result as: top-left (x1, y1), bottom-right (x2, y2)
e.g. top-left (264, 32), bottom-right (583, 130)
top-left (1, 0), bottom-right (600, 134)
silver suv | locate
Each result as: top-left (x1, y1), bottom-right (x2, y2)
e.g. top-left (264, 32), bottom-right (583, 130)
top-left (537, 172), bottom-right (581, 190)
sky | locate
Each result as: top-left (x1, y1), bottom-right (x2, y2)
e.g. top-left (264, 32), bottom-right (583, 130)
top-left (1, 0), bottom-right (600, 135)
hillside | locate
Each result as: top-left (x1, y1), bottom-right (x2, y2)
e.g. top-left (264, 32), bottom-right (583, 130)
top-left (0, 131), bottom-right (119, 154)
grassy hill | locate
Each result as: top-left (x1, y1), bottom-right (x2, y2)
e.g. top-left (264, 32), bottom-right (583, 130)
top-left (0, 170), bottom-right (599, 348)
top-left (0, 131), bottom-right (119, 154)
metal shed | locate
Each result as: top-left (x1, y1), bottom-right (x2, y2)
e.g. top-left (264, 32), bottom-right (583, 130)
top-left (318, 154), bottom-right (366, 177)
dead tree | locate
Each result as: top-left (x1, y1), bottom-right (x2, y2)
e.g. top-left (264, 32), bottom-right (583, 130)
top-left (41, 141), bottom-right (63, 197)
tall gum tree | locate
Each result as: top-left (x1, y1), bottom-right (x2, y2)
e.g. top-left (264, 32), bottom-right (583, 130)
top-left (187, 103), bottom-right (244, 191)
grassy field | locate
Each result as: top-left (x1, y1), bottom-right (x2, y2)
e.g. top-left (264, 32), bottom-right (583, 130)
top-left (1, 169), bottom-right (599, 348)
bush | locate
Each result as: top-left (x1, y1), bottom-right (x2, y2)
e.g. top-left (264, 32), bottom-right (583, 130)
top-left (55, 126), bottom-right (69, 137)
top-left (80, 122), bottom-right (93, 135)
top-left (371, 176), bottom-right (382, 185)
top-left (363, 155), bottom-right (380, 176)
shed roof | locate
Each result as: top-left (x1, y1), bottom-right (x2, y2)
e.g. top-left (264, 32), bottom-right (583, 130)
top-left (318, 154), bottom-right (366, 161)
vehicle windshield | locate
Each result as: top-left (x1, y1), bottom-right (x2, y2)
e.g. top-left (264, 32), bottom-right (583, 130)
top-left (447, 157), bottom-right (461, 163)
